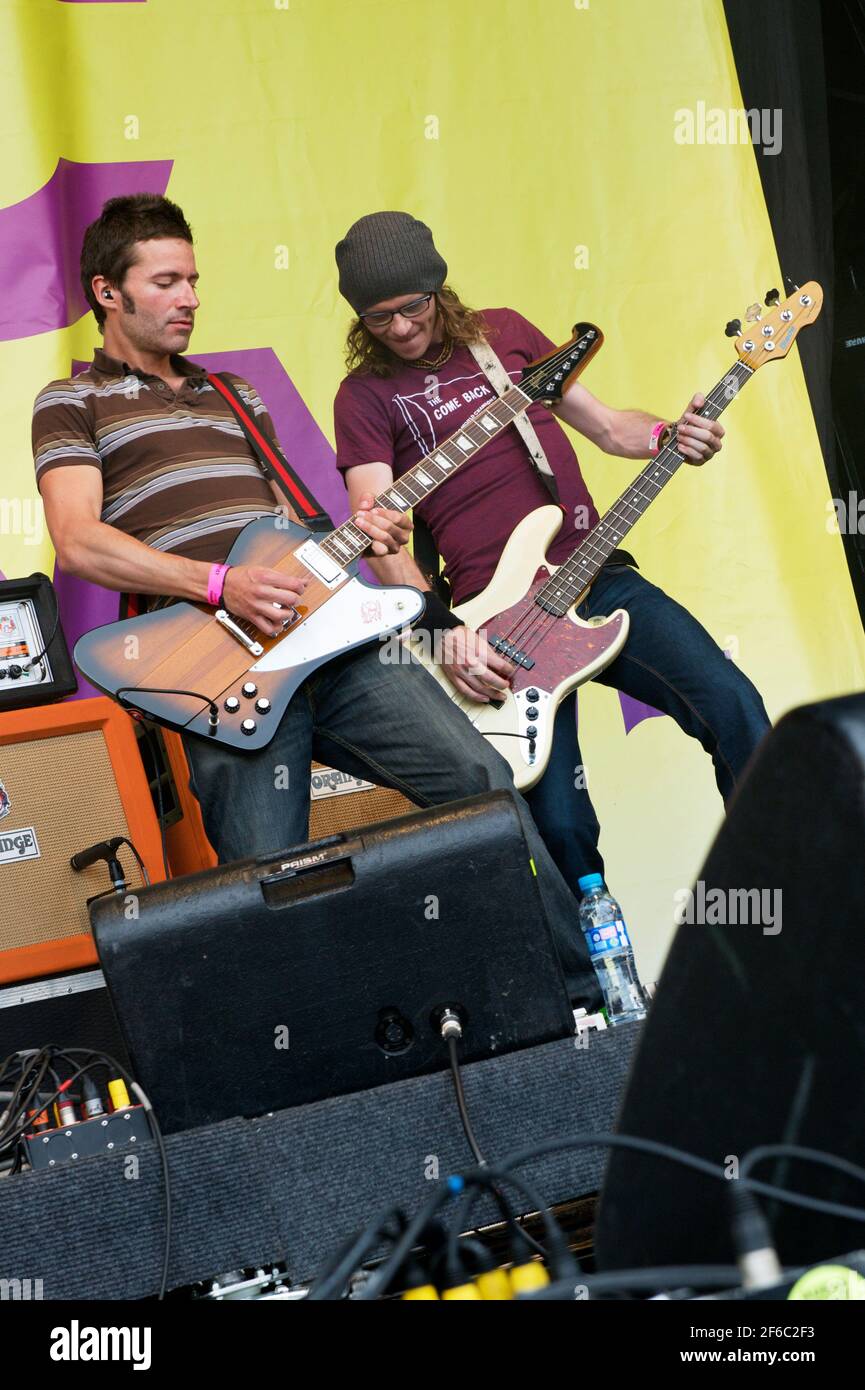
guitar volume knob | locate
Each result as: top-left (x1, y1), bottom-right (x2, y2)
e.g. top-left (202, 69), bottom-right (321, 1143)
top-left (255, 697), bottom-right (271, 715)
top-left (242, 682), bottom-right (258, 699)
top-left (241, 718), bottom-right (257, 736)
top-left (224, 696), bottom-right (240, 714)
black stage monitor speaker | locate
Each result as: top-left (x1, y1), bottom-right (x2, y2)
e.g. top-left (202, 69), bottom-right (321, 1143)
top-left (595, 693), bottom-right (865, 1273)
top-left (91, 791), bottom-right (575, 1134)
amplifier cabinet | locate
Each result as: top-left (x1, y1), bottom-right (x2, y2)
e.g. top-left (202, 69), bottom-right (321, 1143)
top-left (91, 791), bottom-right (575, 1132)
top-left (0, 697), bottom-right (164, 983)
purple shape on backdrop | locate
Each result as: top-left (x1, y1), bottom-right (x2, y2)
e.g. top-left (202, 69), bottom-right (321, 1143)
top-left (572, 689), bottom-right (665, 739)
top-left (619, 691), bottom-right (665, 732)
top-left (188, 348), bottom-right (344, 524)
top-left (0, 158), bottom-right (172, 342)
top-left (53, 568), bottom-right (122, 700)
top-left (61, 347), bottom-right (341, 699)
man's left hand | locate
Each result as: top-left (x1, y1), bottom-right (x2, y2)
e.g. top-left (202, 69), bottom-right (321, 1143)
top-left (675, 393), bottom-right (725, 466)
top-left (353, 493), bottom-right (413, 555)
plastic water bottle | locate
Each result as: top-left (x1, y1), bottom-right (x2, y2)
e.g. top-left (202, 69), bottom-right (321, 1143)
top-left (577, 873), bottom-right (647, 1025)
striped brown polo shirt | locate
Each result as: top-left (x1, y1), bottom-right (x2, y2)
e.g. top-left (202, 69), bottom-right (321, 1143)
top-left (32, 349), bottom-right (282, 569)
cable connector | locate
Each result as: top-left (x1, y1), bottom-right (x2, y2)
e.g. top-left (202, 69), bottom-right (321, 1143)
top-left (728, 1182), bottom-right (782, 1290)
top-left (81, 1073), bottom-right (106, 1119)
top-left (439, 1008), bottom-right (463, 1042)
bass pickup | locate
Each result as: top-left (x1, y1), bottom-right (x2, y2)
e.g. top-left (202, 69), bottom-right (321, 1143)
top-left (489, 634), bottom-right (535, 670)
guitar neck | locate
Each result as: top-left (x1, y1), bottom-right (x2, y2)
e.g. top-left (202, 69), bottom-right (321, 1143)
top-left (317, 383), bottom-right (533, 569)
top-left (316, 322), bottom-right (601, 571)
top-left (537, 358), bottom-right (754, 615)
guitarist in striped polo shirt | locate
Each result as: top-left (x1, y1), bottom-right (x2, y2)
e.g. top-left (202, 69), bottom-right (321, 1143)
top-left (332, 212), bottom-right (771, 905)
top-left (32, 193), bottom-right (608, 1012)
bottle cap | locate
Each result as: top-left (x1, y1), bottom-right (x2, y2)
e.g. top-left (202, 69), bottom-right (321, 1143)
top-left (578, 873), bottom-right (605, 893)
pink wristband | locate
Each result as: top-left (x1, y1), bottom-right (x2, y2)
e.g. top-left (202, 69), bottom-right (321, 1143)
top-left (648, 420), bottom-right (668, 456)
top-left (207, 563), bottom-right (231, 606)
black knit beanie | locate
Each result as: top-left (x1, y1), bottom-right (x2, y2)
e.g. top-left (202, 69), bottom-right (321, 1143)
top-left (335, 211), bottom-right (447, 314)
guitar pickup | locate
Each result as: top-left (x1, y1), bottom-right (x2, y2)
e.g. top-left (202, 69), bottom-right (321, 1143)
top-left (296, 539), bottom-right (347, 590)
top-left (489, 635), bottom-right (535, 669)
top-left (273, 603), bottom-right (301, 630)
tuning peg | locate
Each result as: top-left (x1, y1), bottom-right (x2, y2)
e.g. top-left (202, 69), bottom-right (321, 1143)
top-left (764, 288), bottom-right (780, 306)
top-left (724, 318), bottom-right (742, 338)
top-left (745, 302), bottom-right (762, 323)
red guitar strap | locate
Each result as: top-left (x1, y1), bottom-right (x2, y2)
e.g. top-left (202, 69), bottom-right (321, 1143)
top-left (207, 372), bottom-right (332, 530)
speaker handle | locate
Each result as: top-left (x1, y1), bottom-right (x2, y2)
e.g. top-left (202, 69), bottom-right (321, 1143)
top-left (257, 833), bottom-right (362, 881)
top-left (257, 834), bottom-right (363, 908)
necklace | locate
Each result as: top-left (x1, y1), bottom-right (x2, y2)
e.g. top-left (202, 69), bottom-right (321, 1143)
top-left (405, 337), bottom-right (454, 370)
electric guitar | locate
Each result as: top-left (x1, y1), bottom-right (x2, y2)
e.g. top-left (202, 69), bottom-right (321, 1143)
top-left (74, 322), bottom-right (603, 750)
top-left (410, 283), bottom-right (824, 789)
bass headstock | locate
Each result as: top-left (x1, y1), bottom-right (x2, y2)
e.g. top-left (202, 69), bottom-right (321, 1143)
top-left (727, 281), bottom-right (823, 370)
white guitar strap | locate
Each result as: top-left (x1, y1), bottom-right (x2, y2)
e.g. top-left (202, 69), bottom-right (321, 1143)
top-left (468, 337), bottom-right (556, 480)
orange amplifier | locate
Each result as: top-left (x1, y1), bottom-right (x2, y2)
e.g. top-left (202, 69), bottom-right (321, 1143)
top-left (0, 697), bottom-right (165, 983)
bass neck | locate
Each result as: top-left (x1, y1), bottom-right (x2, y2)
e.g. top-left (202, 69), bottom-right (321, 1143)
top-left (536, 359), bottom-right (754, 615)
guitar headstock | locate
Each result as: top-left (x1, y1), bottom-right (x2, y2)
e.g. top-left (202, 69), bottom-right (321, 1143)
top-left (520, 321), bottom-right (604, 403)
top-left (731, 281), bottom-right (823, 370)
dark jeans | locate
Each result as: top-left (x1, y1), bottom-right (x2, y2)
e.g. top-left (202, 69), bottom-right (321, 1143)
top-left (182, 645), bottom-right (603, 1011)
top-left (525, 563), bottom-right (771, 895)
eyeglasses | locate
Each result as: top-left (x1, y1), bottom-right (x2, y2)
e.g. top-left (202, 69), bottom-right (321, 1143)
top-left (360, 293), bottom-right (435, 328)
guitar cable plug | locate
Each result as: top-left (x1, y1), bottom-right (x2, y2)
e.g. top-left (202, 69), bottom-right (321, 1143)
top-left (116, 685), bottom-right (220, 734)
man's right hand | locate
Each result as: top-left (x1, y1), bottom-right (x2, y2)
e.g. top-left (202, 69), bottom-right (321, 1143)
top-left (439, 626), bottom-right (514, 702)
top-left (221, 566), bottom-right (310, 637)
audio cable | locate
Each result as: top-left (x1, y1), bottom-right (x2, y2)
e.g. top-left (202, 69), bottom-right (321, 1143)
top-left (440, 1010), bottom-right (547, 1264)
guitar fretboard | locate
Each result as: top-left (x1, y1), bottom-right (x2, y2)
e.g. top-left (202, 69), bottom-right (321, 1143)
top-left (536, 359), bottom-right (754, 615)
top-left (314, 325), bottom-right (600, 571)
top-left (318, 384), bottom-right (533, 569)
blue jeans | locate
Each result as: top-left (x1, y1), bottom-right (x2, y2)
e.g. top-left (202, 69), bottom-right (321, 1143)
top-left (182, 645), bottom-right (603, 1010)
top-left (525, 563), bottom-right (771, 894)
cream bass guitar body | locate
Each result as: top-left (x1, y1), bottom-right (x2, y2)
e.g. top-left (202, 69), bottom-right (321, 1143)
top-left (410, 504), bottom-right (628, 789)
top-left (411, 282), bottom-right (823, 789)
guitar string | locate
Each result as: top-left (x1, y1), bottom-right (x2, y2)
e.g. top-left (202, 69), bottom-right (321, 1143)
top-left (475, 377), bottom-right (737, 675)
top-left (496, 362), bottom-right (751, 660)
top-left (504, 364), bottom-right (753, 663)
top-left (317, 335), bottom-right (597, 568)
top-left (227, 385), bottom-right (538, 640)
top-left (444, 363), bottom-right (750, 724)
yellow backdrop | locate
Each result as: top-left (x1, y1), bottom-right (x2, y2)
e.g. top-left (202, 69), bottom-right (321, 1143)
top-left (1, 0), bottom-right (862, 982)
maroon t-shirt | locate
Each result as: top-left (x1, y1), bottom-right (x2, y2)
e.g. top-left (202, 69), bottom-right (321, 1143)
top-left (333, 307), bottom-right (600, 604)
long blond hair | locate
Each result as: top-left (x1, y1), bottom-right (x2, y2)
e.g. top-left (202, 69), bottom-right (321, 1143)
top-left (343, 285), bottom-right (491, 377)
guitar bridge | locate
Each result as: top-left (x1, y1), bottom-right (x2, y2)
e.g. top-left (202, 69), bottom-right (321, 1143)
top-left (215, 609), bottom-right (264, 657)
top-left (489, 635), bottom-right (535, 669)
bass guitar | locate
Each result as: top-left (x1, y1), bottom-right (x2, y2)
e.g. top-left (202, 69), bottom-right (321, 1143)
top-left (409, 282), bottom-right (823, 789)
